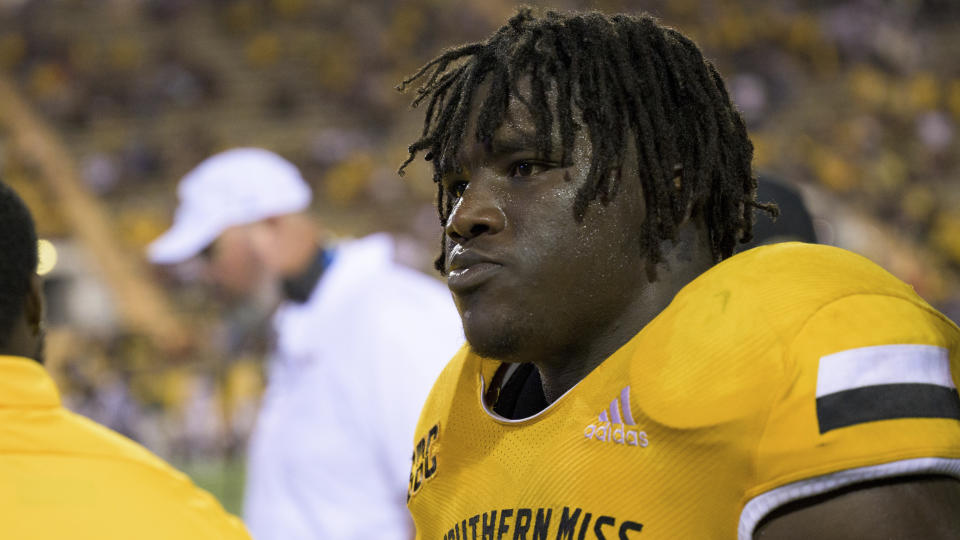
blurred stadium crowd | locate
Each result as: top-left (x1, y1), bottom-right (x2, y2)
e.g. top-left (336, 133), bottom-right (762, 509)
top-left (1, 0), bottom-right (958, 509)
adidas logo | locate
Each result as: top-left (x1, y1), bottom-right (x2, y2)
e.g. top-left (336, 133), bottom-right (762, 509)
top-left (583, 385), bottom-right (649, 448)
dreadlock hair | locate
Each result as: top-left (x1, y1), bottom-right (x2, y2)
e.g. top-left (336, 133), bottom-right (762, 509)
top-left (398, 8), bottom-right (777, 273)
top-left (0, 181), bottom-right (39, 347)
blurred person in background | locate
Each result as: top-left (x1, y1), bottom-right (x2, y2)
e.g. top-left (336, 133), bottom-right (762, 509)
top-left (148, 148), bottom-right (463, 540)
top-left (0, 181), bottom-right (251, 539)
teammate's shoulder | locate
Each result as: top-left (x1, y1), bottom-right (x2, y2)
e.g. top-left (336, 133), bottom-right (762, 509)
top-left (15, 409), bottom-right (250, 538)
top-left (45, 408), bottom-right (176, 472)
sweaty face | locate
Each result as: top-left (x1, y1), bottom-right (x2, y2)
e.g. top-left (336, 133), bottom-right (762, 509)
top-left (442, 82), bottom-right (649, 364)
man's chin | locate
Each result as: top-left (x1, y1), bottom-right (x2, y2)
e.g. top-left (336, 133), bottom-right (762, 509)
top-left (459, 302), bottom-right (536, 361)
top-left (464, 324), bottom-right (523, 362)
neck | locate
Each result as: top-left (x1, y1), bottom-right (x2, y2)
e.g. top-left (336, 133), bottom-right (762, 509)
top-left (535, 227), bottom-right (715, 403)
top-left (0, 322), bottom-right (41, 364)
top-left (532, 279), bottom-right (674, 402)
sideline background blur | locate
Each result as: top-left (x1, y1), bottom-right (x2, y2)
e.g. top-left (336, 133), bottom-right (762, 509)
top-left (1, 0), bottom-right (958, 513)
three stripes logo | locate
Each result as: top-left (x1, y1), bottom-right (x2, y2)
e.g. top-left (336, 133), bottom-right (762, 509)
top-left (583, 385), bottom-right (649, 447)
top-left (816, 344), bottom-right (960, 434)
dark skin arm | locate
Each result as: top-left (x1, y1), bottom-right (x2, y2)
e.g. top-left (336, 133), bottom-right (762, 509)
top-left (754, 475), bottom-right (960, 539)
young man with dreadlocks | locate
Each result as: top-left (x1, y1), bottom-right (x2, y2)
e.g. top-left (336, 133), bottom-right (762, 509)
top-left (399, 9), bottom-right (960, 540)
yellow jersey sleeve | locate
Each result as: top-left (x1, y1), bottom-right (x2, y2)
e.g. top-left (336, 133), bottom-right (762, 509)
top-left (742, 293), bottom-right (960, 537)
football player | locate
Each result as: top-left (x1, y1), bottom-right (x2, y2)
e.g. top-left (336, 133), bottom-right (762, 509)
top-left (399, 9), bottom-right (960, 539)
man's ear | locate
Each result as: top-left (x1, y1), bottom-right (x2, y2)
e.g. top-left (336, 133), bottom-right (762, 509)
top-left (672, 163), bottom-right (705, 228)
top-left (673, 163), bottom-right (696, 223)
top-left (24, 273), bottom-right (44, 336)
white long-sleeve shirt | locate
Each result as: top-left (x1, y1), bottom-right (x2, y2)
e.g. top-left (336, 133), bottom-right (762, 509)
top-left (243, 234), bottom-right (463, 540)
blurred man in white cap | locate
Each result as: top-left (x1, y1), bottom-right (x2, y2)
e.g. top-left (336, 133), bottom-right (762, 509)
top-left (149, 148), bottom-right (463, 540)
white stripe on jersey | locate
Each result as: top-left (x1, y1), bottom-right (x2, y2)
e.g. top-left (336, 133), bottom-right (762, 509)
top-left (816, 344), bottom-right (953, 398)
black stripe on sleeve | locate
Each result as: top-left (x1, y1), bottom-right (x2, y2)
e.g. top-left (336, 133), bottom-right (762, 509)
top-left (817, 383), bottom-right (960, 434)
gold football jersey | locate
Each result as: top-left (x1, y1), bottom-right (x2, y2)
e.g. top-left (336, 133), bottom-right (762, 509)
top-left (407, 243), bottom-right (960, 540)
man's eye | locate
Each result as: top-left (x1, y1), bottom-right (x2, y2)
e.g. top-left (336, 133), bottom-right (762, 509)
top-left (509, 160), bottom-right (546, 178)
top-left (447, 181), bottom-right (468, 199)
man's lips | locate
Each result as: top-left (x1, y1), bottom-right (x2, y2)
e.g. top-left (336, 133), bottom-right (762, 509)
top-left (447, 249), bottom-right (502, 293)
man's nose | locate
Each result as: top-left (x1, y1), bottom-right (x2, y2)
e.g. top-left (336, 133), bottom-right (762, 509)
top-left (444, 177), bottom-right (506, 242)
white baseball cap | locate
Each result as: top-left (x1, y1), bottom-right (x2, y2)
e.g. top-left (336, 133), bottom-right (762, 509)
top-left (148, 148), bottom-right (312, 264)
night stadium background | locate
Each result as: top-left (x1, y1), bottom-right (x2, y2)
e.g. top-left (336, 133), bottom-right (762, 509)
top-left (1, 0), bottom-right (958, 512)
